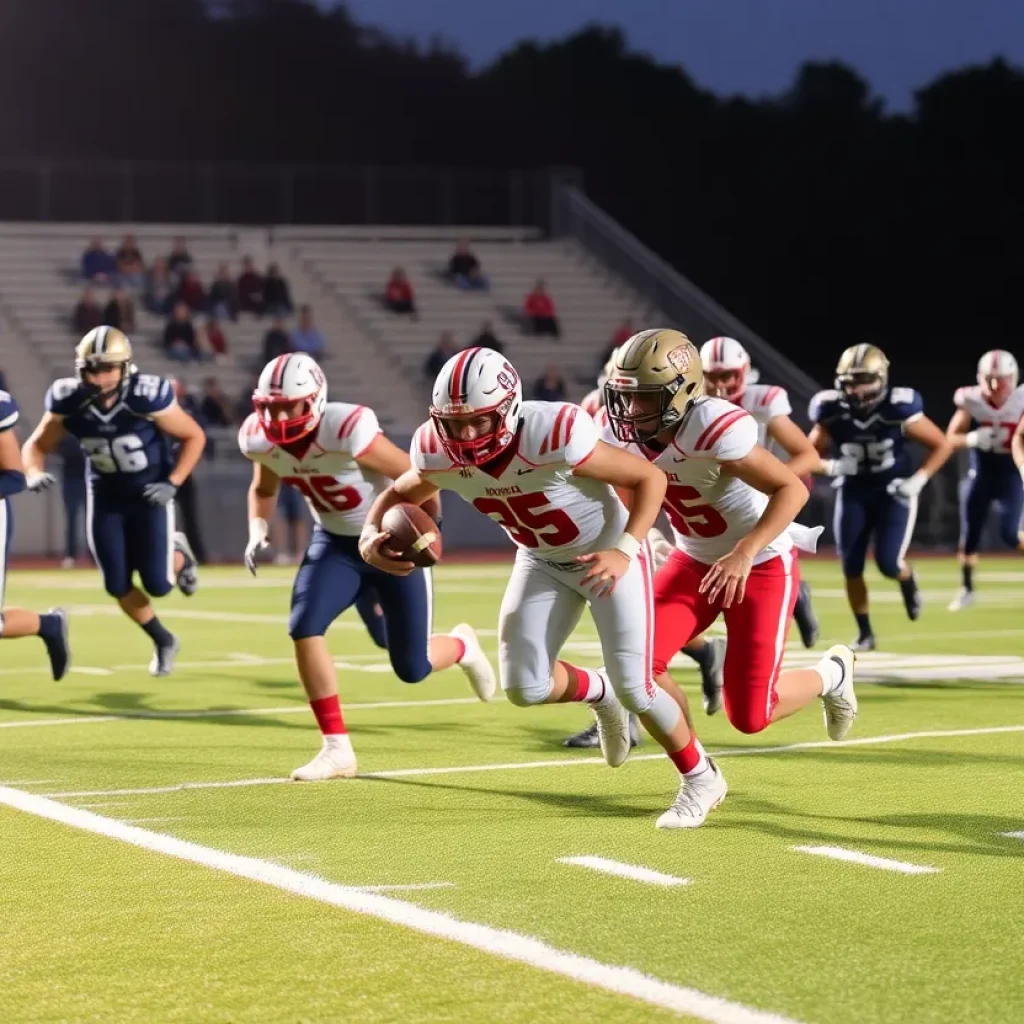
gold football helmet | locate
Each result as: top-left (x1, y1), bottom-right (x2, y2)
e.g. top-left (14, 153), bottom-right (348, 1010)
top-left (604, 329), bottom-right (703, 443)
top-left (835, 343), bottom-right (889, 413)
top-left (75, 326), bottom-right (136, 401)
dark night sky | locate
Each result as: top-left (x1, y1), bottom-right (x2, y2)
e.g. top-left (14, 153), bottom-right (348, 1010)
top-left (343, 0), bottom-right (1024, 111)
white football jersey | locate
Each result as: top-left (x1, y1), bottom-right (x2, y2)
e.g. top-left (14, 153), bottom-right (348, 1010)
top-left (601, 395), bottom-right (793, 565)
top-left (411, 401), bottom-right (627, 561)
top-left (953, 383), bottom-right (1024, 454)
top-left (739, 383), bottom-right (792, 447)
top-left (239, 402), bottom-right (385, 535)
top-left (581, 388), bottom-right (602, 417)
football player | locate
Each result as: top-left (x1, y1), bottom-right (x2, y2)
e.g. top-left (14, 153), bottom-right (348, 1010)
top-left (0, 385), bottom-right (70, 678)
top-left (240, 353), bottom-right (495, 782)
top-left (700, 336), bottom-right (821, 649)
top-left (601, 330), bottom-right (855, 828)
top-left (946, 350), bottom-right (1024, 609)
top-left (21, 328), bottom-right (204, 675)
top-left (361, 346), bottom-right (714, 830)
top-left (809, 344), bottom-right (953, 649)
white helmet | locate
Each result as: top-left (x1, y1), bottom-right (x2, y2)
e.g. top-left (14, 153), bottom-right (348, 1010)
top-left (430, 347), bottom-right (523, 465)
top-left (700, 336), bottom-right (751, 400)
top-left (253, 353), bottom-right (328, 444)
top-left (977, 349), bottom-right (1019, 403)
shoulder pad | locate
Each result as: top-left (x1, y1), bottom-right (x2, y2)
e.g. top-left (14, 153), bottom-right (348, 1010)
top-left (808, 388), bottom-right (842, 423)
top-left (887, 387), bottom-right (923, 417)
top-left (319, 402), bottom-right (381, 458)
top-left (520, 402), bottom-right (595, 466)
top-left (46, 377), bottom-right (85, 415)
top-left (410, 420), bottom-right (455, 474)
top-left (238, 413), bottom-right (272, 457)
top-left (0, 389), bottom-right (18, 431)
top-left (125, 373), bottom-right (174, 415)
top-left (679, 397), bottom-right (758, 460)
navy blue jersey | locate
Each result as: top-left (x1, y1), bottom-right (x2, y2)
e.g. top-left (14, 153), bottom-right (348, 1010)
top-left (46, 373), bottom-right (176, 498)
top-left (809, 386), bottom-right (924, 490)
top-left (0, 389), bottom-right (18, 434)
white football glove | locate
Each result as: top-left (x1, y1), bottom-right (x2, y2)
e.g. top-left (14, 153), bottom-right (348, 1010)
top-left (965, 426), bottom-right (997, 452)
top-left (886, 471), bottom-right (929, 500)
top-left (26, 470), bottom-right (56, 492)
top-left (244, 517), bottom-right (270, 576)
top-left (820, 454), bottom-right (859, 477)
top-left (647, 527), bottom-right (674, 571)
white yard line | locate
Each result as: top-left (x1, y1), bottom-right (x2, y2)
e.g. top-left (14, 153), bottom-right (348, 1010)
top-left (353, 882), bottom-right (456, 892)
top-left (40, 723), bottom-right (1024, 800)
top-left (998, 831), bottom-right (1024, 841)
top-left (792, 846), bottom-right (940, 875)
top-left (0, 787), bottom-right (801, 1024)
top-left (557, 856), bottom-right (691, 887)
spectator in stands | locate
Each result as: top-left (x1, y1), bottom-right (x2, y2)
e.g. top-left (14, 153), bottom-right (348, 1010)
top-left (447, 238), bottom-right (488, 290)
top-left (164, 302), bottom-right (200, 362)
top-left (235, 375), bottom-right (259, 424)
top-left (532, 365), bottom-right (568, 402)
top-left (199, 377), bottom-right (233, 428)
top-left (208, 263), bottom-right (239, 321)
top-left (473, 319), bottom-right (504, 354)
top-left (198, 317), bottom-right (229, 361)
top-left (144, 257), bottom-right (174, 316)
top-left (81, 237), bottom-right (116, 284)
top-left (167, 236), bottom-right (193, 281)
top-left (58, 432), bottom-right (86, 570)
top-left (524, 279), bottom-right (560, 338)
top-left (103, 288), bottom-right (136, 333)
top-left (115, 234), bottom-right (145, 289)
top-left (262, 317), bottom-right (292, 362)
top-left (424, 331), bottom-right (458, 379)
top-left (263, 263), bottom-right (294, 316)
top-left (73, 288), bottom-right (103, 335)
top-left (612, 318), bottom-right (634, 348)
top-left (384, 267), bottom-right (416, 316)
top-left (237, 256), bottom-right (265, 315)
top-left (177, 268), bottom-right (206, 314)
top-left (291, 305), bottom-right (326, 357)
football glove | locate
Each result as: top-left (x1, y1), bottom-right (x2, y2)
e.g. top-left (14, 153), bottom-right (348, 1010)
top-left (820, 454), bottom-right (859, 477)
top-left (648, 527), bottom-right (674, 571)
top-left (143, 481), bottom-right (178, 506)
top-left (26, 470), bottom-right (56, 492)
top-left (965, 426), bottom-right (998, 452)
top-left (244, 517), bottom-right (270, 576)
top-left (886, 471), bottom-right (928, 499)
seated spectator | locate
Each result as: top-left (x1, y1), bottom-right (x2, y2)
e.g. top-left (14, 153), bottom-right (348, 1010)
top-left (197, 317), bottom-right (229, 360)
top-left (167, 236), bottom-right (193, 280)
top-left (170, 378), bottom-right (202, 420)
top-left (199, 377), bottom-right (233, 428)
top-left (103, 288), bottom-right (136, 333)
top-left (73, 288), bottom-right (103, 334)
top-left (424, 331), bottom-right (458, 380)
top-left (263, 263), bottom-right (294, 316)
top-left (533, 365), bottom-right (568, 402)
top-left (524, 279), bottom-right (560, 338)
top-left (473, 319), bottom-right (503, 354)
top-left (235, 375), bottom-right (260, 423)
top-left (177, 269), bottom-right (207, 313)
top-left (384, 267), bottom-right (416, 315)
top-left (208, 263), bottom-right (239, 321)
top-left (612, 318), bottom-right (634, 348)
top-left (81, 237), bottom-right (116, 283)
top-left (144, 257), bottom-right (174, 315)
top-left (291, 305), bottom-right (325, 358)
top-left (115, 234), bottom-right (145, 289)
top-left (262, 317), bottom-right (292, 362)
top-left (163, 302), bottom-right (200, 362)
top-left (447, 238), bottom-right (488, 290)
top-left (237, 256), bottom-right (265, 315)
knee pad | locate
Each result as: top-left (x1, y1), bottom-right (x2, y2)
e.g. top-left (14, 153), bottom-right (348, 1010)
top-left (874, 556), bottom-right (902, 580)
top-left (142, 578), bottom-right (174, 599)
top-left (288, 605), bottom-right (328, 642)
top-left (389, 652), bottom-right (431, 685)
top-left (632, 685), bottom-right (679, 732)
top-left (501, 672), bottom-right (553, 707)
top-left (723, 692), bottom-right (772, 735)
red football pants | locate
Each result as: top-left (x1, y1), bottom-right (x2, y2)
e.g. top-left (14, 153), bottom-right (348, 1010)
top-left (652, 548), bottom-right (800, 734)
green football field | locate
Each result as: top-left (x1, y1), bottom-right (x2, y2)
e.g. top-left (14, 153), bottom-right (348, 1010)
top-left (2, 557), bottom-right (1023, 1024)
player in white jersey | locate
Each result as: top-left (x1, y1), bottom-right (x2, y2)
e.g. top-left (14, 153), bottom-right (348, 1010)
top-left (947, 349), bottom-right (1024, 610)
top-left (700, 336), bottom-right (821, 651)
top-left (602, 330), bottom-right (858, 827)
top-left (239, 353), bottom-right (495, 782)
top-left (361, 346), bottom-right (721, 830)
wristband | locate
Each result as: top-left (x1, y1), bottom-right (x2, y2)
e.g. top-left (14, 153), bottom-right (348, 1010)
top-left (964, 431), bottom-right (979, 448)
top-left (614, 533), bottom-right (641, 560)
top-left (909, 470), bottom-right (929, 490)
top-left (820, 459), bottom-right (838, 477)
top-left (248, 517), bottom-right (269, 545)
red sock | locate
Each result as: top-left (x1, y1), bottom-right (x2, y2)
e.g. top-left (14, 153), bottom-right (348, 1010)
top-left (668, 736), bottom-right (708, 776)
top-left (557, 661), bottom-right (605, 703)
top-left (310, 695), bottom-right (346, 735)
top-left (452, 637), bottom-right (467, 662)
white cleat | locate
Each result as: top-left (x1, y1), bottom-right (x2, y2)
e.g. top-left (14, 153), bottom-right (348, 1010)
top-left (451, 623), bottom-right (496, 701)
top-left (173, 532), bottom-right (199, 597)
top-left (947, 588), bottom-right (975, 612)
top-left (592, 690), bottom-right (631, 768)
top-left (820, 644), bottom-right (858, 741)
top-left (291, 740), bottom-right (358, 781)
top-left (656, 759), bottom-right (728, 829)
top-left (149, 636), bottom-right (179, 677)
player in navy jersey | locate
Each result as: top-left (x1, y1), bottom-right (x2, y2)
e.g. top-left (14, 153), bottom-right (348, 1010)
top-left (21, 328), bottom-right (206, 675)
top-left (0, 387), bottom-right (70, 678)
top-left (946, 350), bottom-right (1024, 610)
top-left (809, 344), bottom-right (952, 649)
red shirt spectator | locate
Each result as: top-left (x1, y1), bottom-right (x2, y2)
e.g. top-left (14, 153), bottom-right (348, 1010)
top-left (238, 256), bottom-right (265, 315)
top-left (524, 279), bottom-right (560, 338)
top-left (178, 270), bottom-right (206, 313)
top-left (385, 267), bottom-right (415, 313)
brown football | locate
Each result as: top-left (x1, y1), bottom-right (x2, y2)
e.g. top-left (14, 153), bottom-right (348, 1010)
top-left (381, 502), bottom-right (443, 567)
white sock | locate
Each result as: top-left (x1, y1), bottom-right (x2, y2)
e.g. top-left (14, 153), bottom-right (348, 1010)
top-left (816, 655), bottom-right (845, 696)
top-left (583, 668), bottom-right (610, 704)
top-left (323, 733), bottom-right (354, 756)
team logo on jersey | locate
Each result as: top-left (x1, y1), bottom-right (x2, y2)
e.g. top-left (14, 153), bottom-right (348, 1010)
top-left (667, 347), bottom-right (691, 374)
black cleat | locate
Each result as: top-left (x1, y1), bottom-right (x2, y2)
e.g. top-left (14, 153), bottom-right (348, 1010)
top-left (42, 607), bottom-right (71, 681)
top-left (794, 580), bottom-right (820, 648)
top-left (900, 574), bottom-right (923, 621)
top-left (700, 637), bottom-right (726, 715)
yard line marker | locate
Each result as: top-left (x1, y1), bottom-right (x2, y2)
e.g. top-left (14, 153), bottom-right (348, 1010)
top-left (557, 856), bottom-right (691, 887)
top-left (354, 882), bottom-right (456, 892)
top-left (999, 831), bottom-right (1024, 841)
top-left (0, 779), bottom-right (56, 786)
top-left (0, 787), bottom-right (802, 1024)
top-left (792, 846), bottom-right (940, 875)
top-left (71, 667), bottom-right (115, 676)
top-left (122, 817), bottom-right (185, 824)
top-left (40, 723), bottom-right (1024, 800)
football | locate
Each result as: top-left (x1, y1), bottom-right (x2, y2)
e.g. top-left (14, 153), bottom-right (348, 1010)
top-left (381, 502), bottom-right (443, 567)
